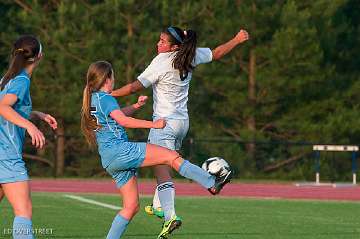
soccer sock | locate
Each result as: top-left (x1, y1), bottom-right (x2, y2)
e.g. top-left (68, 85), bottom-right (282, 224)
top-left (152, 187), bottom-right (161, 209)
top-left (179, 160), bottom-right (215, 189)
top-left (106, 214), bottom-right (129, 239)
top-left (13, 216), bottom-right (34, 239)
top-left (157, 182), bottom-right (176, 221)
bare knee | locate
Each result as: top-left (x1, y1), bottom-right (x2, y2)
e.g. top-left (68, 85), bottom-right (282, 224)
top-left (165, 151), bottom-right (181, 168)
top-left (13, 200), bottom-right (32, 218)
top-left (122, 203), bottom-right (140, 219)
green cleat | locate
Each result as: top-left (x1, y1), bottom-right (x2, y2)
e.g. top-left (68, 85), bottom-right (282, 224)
top-left (144, 204), bottom-right (165, 219)
top-left (157, 215), bottom-right (182, 239)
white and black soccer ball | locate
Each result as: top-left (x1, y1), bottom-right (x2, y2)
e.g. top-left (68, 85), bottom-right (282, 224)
top-left (202, 157), bottom-right (230, 177)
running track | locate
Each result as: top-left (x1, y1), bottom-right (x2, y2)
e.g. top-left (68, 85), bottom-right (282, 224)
top-left (30, 179), bottom-right (360, 202)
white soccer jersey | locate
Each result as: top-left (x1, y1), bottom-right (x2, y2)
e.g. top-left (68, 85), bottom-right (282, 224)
top-left (138, 48), bottom-right (212, 119)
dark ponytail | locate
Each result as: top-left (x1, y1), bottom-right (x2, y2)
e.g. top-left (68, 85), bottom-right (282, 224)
top-left (1, 35), bottom-right (41, 90)
top-left (165, 27), bottom-right (197, 80)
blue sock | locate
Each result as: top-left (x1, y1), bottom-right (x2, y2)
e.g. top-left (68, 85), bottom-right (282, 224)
top-left (13, 216), bottom-right (34, 239)
top-left (179, 160), bottom-right (215, 189)
top-left (106, 214), bottom-right (129, 239)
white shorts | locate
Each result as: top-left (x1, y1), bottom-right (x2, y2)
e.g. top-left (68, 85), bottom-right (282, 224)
top-left (148, 118), bottom-right (189, 151)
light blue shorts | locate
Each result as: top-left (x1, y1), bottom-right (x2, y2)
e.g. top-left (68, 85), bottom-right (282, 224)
top-left (0, 158), bottom-right (29, 184)
top-left (148, 118), bottom-right (189, 151)
top-left (105, 142), bottom-right (147, 188)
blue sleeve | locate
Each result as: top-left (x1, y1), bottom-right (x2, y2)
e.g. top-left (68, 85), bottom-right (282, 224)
top-left (6, 76), bottom-right (29, 102)
top-left (100, 94), bottom-right (120, 116)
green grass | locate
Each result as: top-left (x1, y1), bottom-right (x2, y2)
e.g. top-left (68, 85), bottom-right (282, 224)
top-left (1, 192), bottom-right (360, 239)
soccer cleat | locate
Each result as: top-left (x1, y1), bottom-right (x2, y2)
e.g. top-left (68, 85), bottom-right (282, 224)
top-left (157, 215), bottom-right (182, 239)
top-left (208, 170), bottom-right (233, 195)
top-left (144, 204), bottom-right (165, 219)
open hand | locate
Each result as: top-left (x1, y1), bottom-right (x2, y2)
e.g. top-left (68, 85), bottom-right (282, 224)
top-left (26, 124), bottom-right (45, 149)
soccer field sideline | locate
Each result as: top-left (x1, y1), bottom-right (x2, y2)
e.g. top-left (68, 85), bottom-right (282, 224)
top-left (63, 194), bottom-right (122, 210)
top-left (29, 179), bottom-right (360, 202)
top-left (2, 192), bottom-right (360, 239)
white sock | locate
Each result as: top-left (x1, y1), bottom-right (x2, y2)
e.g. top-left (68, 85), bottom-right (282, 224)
top-left (152, 187), bottom-right (161, 209)
top-left (157, 182), bottom-right (176, 221)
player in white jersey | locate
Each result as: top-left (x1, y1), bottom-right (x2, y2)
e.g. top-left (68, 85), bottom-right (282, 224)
top-left (112, 26), bottom-right (249, 238)
top-left (81, 61), bottom-right (233, 239)
top-left (0, 35), bottom-right (57, 239)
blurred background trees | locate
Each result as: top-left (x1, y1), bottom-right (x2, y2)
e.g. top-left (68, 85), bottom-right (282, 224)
top-left (0, 0), bottom-right (358, 181)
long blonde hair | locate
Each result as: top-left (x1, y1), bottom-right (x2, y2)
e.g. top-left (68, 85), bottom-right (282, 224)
top-left (81, 61), bottom-right (113, 146)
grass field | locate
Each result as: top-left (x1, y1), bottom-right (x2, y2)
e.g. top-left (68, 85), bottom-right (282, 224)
top-left (1, 192), bottom-right (360, 239)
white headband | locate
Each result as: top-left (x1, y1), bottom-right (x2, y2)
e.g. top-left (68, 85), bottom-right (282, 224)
top-left (39, 42), bottom-right (42, 55)
top-left (27, 42), bottom-right (42, 62)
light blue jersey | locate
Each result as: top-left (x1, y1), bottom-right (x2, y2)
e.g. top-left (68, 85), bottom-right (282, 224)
top-left (91, 91), bottom-right (128, 167)
top-left (0, 70), bottom-right (31, 160)
top-left (91, 91), bottom-right (147, 187)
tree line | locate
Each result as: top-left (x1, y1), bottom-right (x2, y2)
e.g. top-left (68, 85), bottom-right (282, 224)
top-left (0, 0), bottom-right (359, 181)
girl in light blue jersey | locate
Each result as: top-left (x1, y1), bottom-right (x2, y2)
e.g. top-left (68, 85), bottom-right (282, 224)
top-left (81, 61), bottom-right (231, 239)
top-left (111, 26), bottom-right (249, 237)
top-left (0, 35), bottom-right (57, 239)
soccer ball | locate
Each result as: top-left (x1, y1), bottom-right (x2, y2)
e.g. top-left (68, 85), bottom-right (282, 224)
top-left (202, 157), bottom-right (230, 177)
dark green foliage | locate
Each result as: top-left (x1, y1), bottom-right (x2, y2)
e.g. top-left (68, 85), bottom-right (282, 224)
top-left (0, 0), bottom-right (358, 180)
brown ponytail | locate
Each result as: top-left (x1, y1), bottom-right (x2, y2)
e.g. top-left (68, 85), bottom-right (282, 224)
top-left (81, 85), bottom-right (98, 146)
top-left (1, 35), bottom-right (41, 90)
top-left (81, 61), bottom-right (113, 146)
top-left (165, 27), bottom-right (197, 80)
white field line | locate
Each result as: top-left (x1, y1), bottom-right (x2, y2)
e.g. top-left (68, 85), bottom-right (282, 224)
top-left (63, 194), bottom-right (122, 210)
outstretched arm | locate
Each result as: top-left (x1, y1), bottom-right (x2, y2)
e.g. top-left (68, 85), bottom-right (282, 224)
top-left (110, 109), bottom-right (165, 129)
top-left (212, 29), bottom-right (249, 60)
top-left (111, 80), bottom-right (145, 97)
top-left (121, 96), bottom-right (148, 116)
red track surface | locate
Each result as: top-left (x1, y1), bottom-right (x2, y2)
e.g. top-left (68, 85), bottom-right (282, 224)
top-left (30, 179), bottom-right (360, 202)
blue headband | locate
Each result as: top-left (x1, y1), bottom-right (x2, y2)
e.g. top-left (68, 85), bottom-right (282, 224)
top-left (167, 27), bottom-right (183, 44)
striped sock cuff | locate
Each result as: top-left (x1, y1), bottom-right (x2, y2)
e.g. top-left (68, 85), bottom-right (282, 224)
top-left (157, 182), bottom-right (174, 192)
